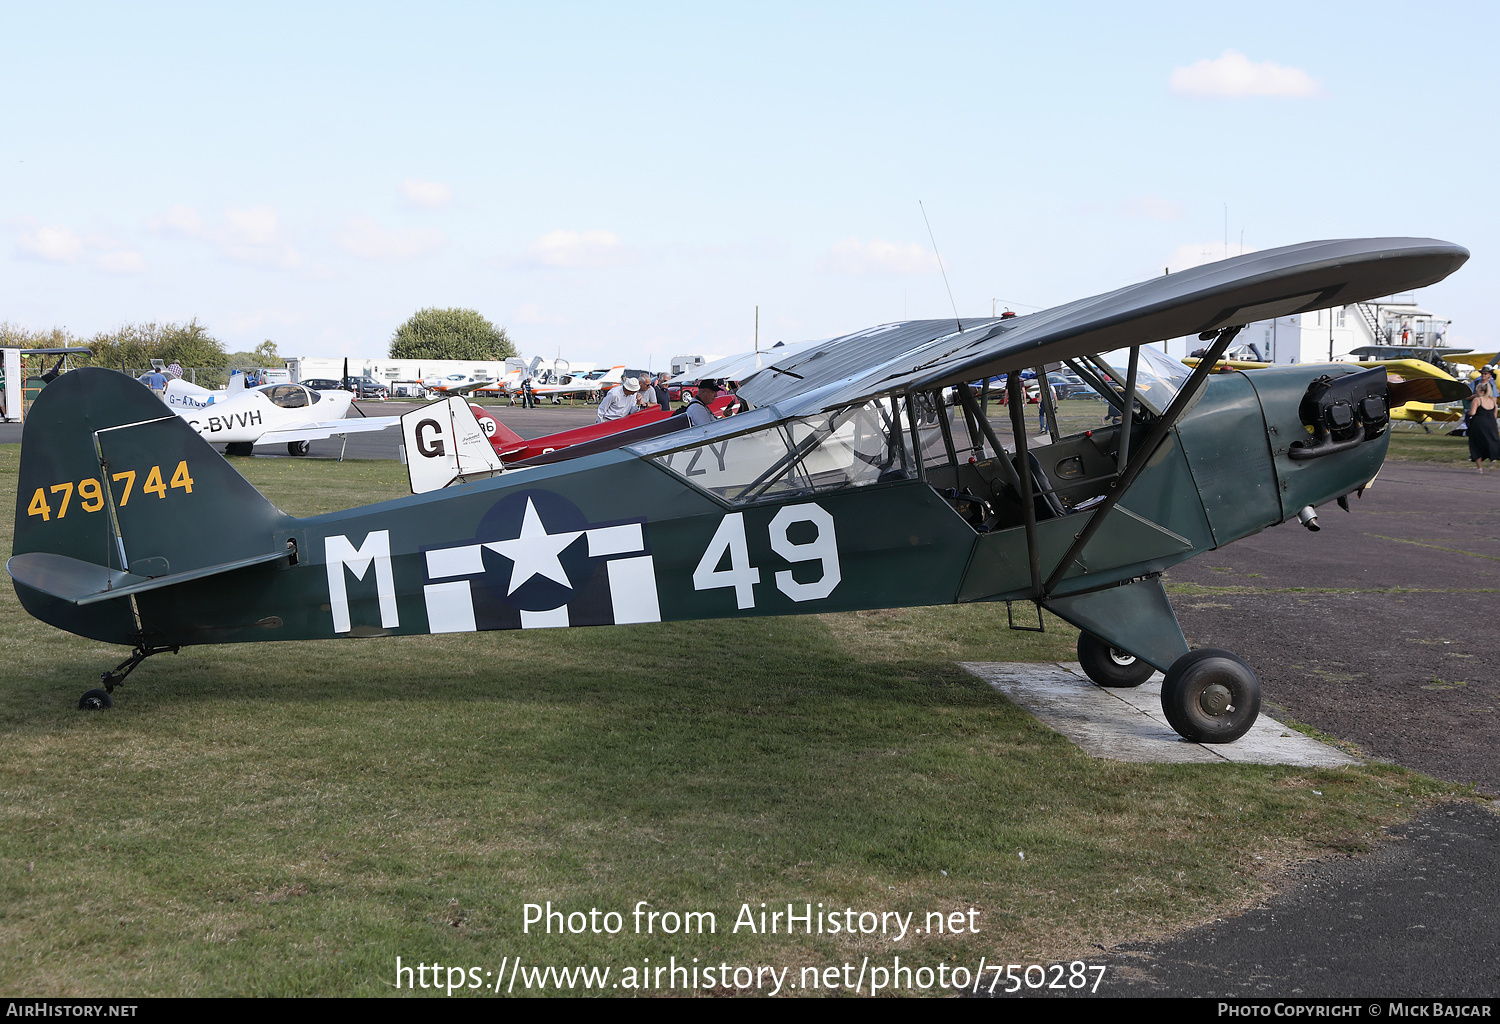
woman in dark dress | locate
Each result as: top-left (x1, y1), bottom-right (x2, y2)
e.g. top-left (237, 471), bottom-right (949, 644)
top-left (1468, 366), bottom-right (1500, 472)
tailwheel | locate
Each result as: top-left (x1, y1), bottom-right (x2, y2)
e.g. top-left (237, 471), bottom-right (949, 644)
top-left (78, 688), bottom-right (113, 710)
top-left (1161, 648), bottom-right (1261, 743)
top-left (287, 440), bottom-right (311, 456)
top-left (1077, 632), bottom-right (1154, 687)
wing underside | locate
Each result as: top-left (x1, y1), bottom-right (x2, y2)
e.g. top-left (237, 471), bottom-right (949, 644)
top-left (260, 417), bottom-right (401, 444)
top-left (738, 238), bottom-right (1469, 413)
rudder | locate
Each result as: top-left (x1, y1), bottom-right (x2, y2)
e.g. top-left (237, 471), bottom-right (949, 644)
top-left (12, 368), bottom-right (293, 643)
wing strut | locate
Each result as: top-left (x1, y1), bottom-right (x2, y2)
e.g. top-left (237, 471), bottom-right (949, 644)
top-left (1039, 325), bottom-right (1243, 599)
top-left (1116, 345), bottom-right (1140, 471)
top-left (1003, 373), bottom-right (1043, 600)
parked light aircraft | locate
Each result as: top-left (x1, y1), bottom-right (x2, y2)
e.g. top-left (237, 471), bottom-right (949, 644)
top-left (160, 376), bottom-right (398, 456)
top-left (10, 238), bottom-right (1468, 743)
top-left (530, 365), bottom-right (624, 402)
top-left (1185, 355), bottom-right (1473, 427)
top-left (465, 394), bottom-right (741, 464)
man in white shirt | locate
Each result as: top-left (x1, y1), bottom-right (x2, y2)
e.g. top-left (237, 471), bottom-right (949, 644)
top-left (597, 376), bottom-right (643, 422)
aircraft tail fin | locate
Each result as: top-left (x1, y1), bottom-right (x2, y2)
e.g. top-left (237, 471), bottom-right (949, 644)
top-left (484, 414), bottom-right (525, 449)
top-left (401, 397), bottom-right (505, 493)
top-left (11, 368), bottom-right (293, 643)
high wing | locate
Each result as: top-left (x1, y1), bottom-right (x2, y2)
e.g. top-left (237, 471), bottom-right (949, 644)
top-left (260, 416), bottom-right (400, 444)
top-left (737, 238), bottom-right (1469, 415)
top-left (669, 342), bottom-right (820, 387)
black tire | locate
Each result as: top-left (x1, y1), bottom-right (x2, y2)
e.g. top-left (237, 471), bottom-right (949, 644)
top-left (287, 440), bottom-right (311, 457)
top-left (1161, 648), bottom-right (1261, 744)
top-left (78, 688), bottom-right (113, 710)
top-left (1077, 632), bottom-right (1155, 687)
top-left (225, 442), bottom-right (254, 457)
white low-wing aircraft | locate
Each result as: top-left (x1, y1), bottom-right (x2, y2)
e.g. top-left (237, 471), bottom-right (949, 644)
top-left (160, 377), bottom-right (399, 456)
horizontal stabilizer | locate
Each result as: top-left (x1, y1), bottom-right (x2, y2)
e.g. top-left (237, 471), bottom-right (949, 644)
top-left (8, 548), bottom-right (291, 606)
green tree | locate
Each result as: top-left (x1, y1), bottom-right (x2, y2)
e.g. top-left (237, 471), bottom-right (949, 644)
top-left (0, 322), bottom-right (79, 350)
top-left (83, 319), bottom-right (227, 370)
top-left (389, 308), bottom-right (515, 361)
top-left (227, 339), bottom-right (284, 368)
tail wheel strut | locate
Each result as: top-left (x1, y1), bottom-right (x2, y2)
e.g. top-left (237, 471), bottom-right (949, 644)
top-left (78, 642), bottom-right (180, 709)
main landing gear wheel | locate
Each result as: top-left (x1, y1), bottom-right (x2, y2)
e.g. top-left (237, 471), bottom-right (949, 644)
top-left (78, 688), bottom-right (113, 710)
top-left (225, 442), bottom-right (254, 457)
top-left (287, 440), bottom-right (311, 456)
top-left (1077, 632), bottom-right (1154, 688)
top-left (1161, 648), bottom-right (1261, 744)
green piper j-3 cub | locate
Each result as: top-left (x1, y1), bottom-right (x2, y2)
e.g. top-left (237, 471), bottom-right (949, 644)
top-left (9, 238), bottom-right (1470, 742)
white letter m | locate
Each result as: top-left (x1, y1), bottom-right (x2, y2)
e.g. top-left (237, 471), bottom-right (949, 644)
top-left (325, 531), bottom-right (399, 633)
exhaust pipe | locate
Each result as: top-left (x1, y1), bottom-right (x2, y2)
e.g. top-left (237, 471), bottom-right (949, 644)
top-left (1297, 505), bottom-right (1320, 532)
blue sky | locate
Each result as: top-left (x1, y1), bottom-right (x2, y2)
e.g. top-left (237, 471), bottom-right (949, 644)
top-left (3, 1), bottom-right (1495, 367)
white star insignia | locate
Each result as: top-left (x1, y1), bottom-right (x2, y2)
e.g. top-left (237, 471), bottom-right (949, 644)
top-left (483, 498), bottom-right (584, 595)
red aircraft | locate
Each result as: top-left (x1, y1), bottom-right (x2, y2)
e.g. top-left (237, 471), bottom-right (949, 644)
top-left (468, 394), bottom-right (742, 464)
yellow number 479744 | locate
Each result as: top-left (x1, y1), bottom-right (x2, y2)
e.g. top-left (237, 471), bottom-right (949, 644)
top-left (27, 461), bottom-right (194, 521)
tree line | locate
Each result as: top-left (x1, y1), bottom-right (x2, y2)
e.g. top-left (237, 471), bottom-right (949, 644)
top-left (0, 307), bottom-right (515, 370)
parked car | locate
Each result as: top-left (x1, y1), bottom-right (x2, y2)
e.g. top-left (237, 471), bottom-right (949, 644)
top-left (350, 376), bottom-right (389, 398)
top-left (1047, 371), bottom-right (1091, 399)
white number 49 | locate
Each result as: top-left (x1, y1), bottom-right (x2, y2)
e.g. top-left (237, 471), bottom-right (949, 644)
top-left (692, 505), bottom-right (841, 609)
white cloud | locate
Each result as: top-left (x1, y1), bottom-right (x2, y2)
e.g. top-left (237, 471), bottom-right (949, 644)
top-left (526, 230), bottom-right (638, 269)
top-left (820, 238), bottom-right (939, 275)
top-left (148, 203), bottom-right (301, 269)
top-left (220, 206), bottom-right (281, 247)
top-left (17, 224), bottom-right (84, 263)
top-left (150, 204), bottom-right (204, 238)
top-left (1119, 196), bottom-right (1185, 221)
top-left (336, 216), bottom-right (448, 261)
top-left (401, 179), bottom-right (453, 208)
top-left (1165, 241), bottom-right (1259, 274)
top-left (95, 251), bottom-right (146, 274)
top-left (1170, 50), bottom-right (1321, 98)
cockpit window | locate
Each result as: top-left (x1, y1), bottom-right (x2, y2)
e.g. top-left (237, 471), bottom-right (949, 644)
top-left (652, 397), bottom-right (911, 504)
top-left (263, 384), bottom-right (314, 409)
top-left (1094, 347), bottom-right (1192, 414)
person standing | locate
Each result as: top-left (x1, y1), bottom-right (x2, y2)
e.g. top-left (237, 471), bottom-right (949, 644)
top-left (652, 373), bottom-right (672, 412)
top-left (597, 376), bottom-right (643, 422)
top-left (1468, 366), bottom-right (1500, 472)
top-left (521, 374), bottom-right (535, 409)
top-left (685, 379), bottom-right (720, 426)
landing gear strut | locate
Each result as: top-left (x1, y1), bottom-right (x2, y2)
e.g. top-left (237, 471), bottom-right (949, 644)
top-left (77, 642), bottom-right (180, 710)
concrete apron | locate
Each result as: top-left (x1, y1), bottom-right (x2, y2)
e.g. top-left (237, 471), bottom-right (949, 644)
top-left (963, 662), bottom-right (1360, 767)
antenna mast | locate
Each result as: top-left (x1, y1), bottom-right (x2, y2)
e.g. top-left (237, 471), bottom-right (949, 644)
top-left (920, 201), bottom-right (963, 334)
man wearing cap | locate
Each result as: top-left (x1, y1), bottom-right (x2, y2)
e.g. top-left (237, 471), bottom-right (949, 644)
top-left (597, 375), bottom-right (644, 422)
top-left (685, 379), bottom-right (720, 427)
top-left (652, 373), bottom-right (672, 412)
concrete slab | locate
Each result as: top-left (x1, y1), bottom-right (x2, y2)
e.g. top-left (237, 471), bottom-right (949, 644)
top-left (962, 662), bottom-right (1361, 767)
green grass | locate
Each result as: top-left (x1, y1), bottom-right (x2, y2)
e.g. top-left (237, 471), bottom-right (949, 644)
top-left (0, 446), bottom-right (1471, 996)
top-left (1386, 425), bottom-right (1475, 464)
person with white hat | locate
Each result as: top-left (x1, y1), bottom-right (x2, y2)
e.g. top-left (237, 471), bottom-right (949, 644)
top-left (597, 375), bottom-right (645, 423)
